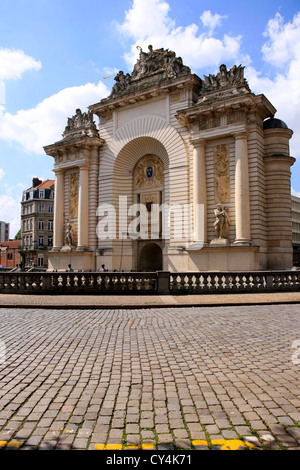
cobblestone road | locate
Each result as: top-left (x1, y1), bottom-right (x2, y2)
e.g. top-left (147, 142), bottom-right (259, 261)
top-left (0, 304), bottom-right (299, 450)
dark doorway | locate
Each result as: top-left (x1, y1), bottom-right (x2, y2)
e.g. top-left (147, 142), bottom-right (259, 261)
top-left (139, 243), bottom-right (163, 271)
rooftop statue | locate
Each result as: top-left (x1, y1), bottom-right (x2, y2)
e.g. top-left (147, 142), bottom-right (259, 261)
top-left (109, 45), bottom-right (191, 98)
top-left (199, 63), bottom-right (251, 98)
top-left (63, 108), bottom-right (98, 139)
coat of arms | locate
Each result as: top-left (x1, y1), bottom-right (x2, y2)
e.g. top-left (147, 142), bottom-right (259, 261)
top-left (146, 166), bottom-right (153, 178)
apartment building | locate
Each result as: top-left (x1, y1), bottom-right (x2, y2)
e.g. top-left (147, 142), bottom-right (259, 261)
top-left (292, 195), bottom-right (300, 266)
top-left (0, 221), bottom-right (10, 242)
top-left (20, 177), bottom-right (55, 268)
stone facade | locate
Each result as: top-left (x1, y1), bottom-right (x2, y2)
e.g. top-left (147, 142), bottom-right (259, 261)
top-left (20, 178), bottom-right (55, 268)
top-left (0, 240), bottom-right (21, 268)
top-left (0, 221), bottom-right (9, 242)
top-left (292, 195), bottom-right (300, 266)
top-left (44, 46), bottom-right (295, 272)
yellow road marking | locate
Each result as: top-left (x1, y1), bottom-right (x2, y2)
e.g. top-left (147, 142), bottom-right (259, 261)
top-left (209, 439), bottom-right (260, 450)
top-left (105, 444), bottom-right (123, 450)
top-left (142, 443), bottom-right (154, 449)
top-left (192, 440), bottom-right (208, 446)
top-left (0, 437), bottom-right (261, 450)
top-left (92, 438), bottom-right (261, 451)
top-left (6, 440), bottom-right (23, 448)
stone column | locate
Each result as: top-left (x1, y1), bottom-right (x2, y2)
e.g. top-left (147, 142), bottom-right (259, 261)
top-left (234, 132), bottom-right (251, 244)
top-left (77, 163), bottom-right (89, 250)
top-left (193, 139), bottom-right (207, 245)
top-left (89, 147), bottom-right (99, 252)
top-left (53, 169), bottom-right (64, 249)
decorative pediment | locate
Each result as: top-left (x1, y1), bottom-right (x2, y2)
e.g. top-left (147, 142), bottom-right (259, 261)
top-left (109, 45), bottom-right (191, 99)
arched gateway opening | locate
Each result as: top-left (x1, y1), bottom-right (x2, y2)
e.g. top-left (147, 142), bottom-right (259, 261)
top-left (139, 242), bottom-right (163, 271)
top-left (111, 136), bottom-right (170, 271)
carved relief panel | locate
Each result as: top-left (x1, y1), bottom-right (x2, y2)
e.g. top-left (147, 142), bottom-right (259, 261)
top-left (133, 155), bottom-right (164, 190)
top-left (214, 144), bottom-right (230, 203)
top-left (69, 172), bottom-right (79, 219)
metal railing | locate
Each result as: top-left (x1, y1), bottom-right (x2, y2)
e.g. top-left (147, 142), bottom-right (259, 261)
top-left (0, 270), bottom-right (299, 295)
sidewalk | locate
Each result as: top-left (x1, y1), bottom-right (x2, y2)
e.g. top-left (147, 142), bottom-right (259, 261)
top-left (0, 291), bottom-right (299, 308)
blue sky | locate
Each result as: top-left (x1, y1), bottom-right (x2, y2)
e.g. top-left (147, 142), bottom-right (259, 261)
top-left (0, 0), bottom-right (299, 237)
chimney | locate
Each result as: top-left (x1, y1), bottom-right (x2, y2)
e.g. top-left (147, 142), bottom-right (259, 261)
top-left (32, 177), bottom-right (42, 188)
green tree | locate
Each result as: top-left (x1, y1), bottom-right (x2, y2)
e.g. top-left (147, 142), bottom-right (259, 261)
top-left (14, 229), bottom-right (21, 240)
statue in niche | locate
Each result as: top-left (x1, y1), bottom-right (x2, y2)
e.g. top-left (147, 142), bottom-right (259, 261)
top-left (213, 203), bottom-right (230, 239)
top-left (65, 220), bottom-right (73, 247)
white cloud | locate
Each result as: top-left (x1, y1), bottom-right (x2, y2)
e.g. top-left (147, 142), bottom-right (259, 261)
top-left (262, 12), bottom-right (300, 67)
top-left (0, 194), bottom-right (21, 238)
top-left (247, 12), bottom-right (300, 162)
top-left (117, 0), bottom-right (243, 71)
top-left (0, 80), bottom-right (109, 154)
top-left (0, 48), bottom-right (41, 81)
top-left (200, 10), bottom-right (227, 35)
top-left (292, 188), bottom-right (300, 198)
top-left (117, 0), bottom-right (173, 39)
top-left (0, 168), bottom-right (5, 181)
top-left (0, 182), bottom-right (30, 238)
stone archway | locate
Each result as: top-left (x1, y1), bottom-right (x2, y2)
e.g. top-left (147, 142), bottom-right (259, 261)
top-left (138, 242), bottom-right (163, 271)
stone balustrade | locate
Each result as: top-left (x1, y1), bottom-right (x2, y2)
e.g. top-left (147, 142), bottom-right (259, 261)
top-left (0, 270), bottom-right (299, 295)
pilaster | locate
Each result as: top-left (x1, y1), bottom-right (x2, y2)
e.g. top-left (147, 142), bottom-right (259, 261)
top-left (192, 139), bottom-right (207, 245)
top-left (233, 131), bottom-right (251, 245)
top-left (53, 169), bottom-right (64, 250)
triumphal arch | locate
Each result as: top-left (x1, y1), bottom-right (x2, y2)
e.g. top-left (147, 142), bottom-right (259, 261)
top-left (44, 46), bottom-right (295, 272)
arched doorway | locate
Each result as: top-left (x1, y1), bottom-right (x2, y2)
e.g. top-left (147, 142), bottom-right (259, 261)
top-left (139, 242), bottom-right (163, 271)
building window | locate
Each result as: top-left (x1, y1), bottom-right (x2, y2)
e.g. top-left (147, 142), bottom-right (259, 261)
top-left (38, 255), bottom-right (44, 267)
top-left (38, 236), bottom-right (44, 246)
top-left (39, 190), bottom-right (44, 199)
top-left (38, 220), bottom-right (44, 230)
top-left (48, 205), bottom-right (53, 213)
top-left (48, 220), bottom-right (53, 230)
top-left (48, 236), bottom-right (53, 247)
top-left (39, 204), bottom-right (45, 213)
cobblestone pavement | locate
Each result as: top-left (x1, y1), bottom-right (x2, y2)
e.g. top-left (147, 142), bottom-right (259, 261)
top-left (0, 304), bottom-right (299, 451)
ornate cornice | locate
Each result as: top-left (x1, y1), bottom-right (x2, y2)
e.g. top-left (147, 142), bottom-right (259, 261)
top-left (176, 93), bottom-right (276, 130)
top-left (89, 74), bottom-right (199, 116)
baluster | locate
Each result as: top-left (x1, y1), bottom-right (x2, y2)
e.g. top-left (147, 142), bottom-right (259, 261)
top-left (202, 273), bottom-right (209, 292)
top-left (172, 275), bottom-right (178, 291)
top-left (179, 274), bottom-right (185, 290)
top-left (210, 274), bottom-right (218, 291)
top-left (186, 274), bottom-right (193, 291)
top-left (88, 274), bottom-right (95, 290)
top-left (52, 273), bottom-right (60, 289)
top-left (230, 274), bottom-right (238, 291)
top-left (223, 274), bottom-right (230, 291)
top-left (193, 274), bottom-right (200, 291)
